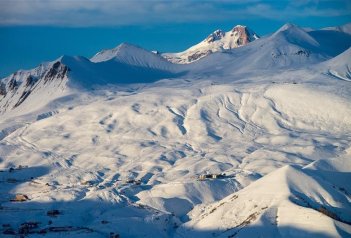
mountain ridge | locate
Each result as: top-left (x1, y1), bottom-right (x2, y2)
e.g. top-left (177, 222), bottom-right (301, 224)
top-left (1, 23), bottom-right (350, 116)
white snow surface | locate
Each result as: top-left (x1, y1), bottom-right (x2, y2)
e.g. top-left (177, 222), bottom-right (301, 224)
top-left (0, 23), bottom-right (351, 237)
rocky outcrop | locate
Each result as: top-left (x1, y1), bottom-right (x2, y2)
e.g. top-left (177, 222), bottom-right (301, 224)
top-left (231, 25), bottom-right (259, 46)
top-left (43, 61), bottom-right (69, 83)
top-left (205, 30), bottom-right (225, 43)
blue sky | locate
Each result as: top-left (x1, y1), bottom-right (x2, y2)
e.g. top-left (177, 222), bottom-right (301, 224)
top-left (0, 0), bottom-right (350, 77)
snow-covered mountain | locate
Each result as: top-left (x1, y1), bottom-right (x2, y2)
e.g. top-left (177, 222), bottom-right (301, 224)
top-left (0, 23), bottom-right (349, 121)
top-left (162, 25), bottom-right (259, 64)
top-left (3, 23), bottom-right (350, 117)
top-left (91, 43), bottom-right (177, 71)
top-left (0, 47), bottom-right (184, 116)
top-left (186, 23), bottom-right (351, 77)
top-left (0, 59), bottom-right (70, 116)
top-left (1, 23), bottom-right (351, 237)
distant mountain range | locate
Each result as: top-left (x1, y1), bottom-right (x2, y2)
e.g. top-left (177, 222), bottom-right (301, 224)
top-left (1, 23), bottom-right (350, 116)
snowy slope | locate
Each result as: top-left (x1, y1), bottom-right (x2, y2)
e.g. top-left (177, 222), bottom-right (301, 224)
top-left (1, 66), bottom-right (351, 236)
top-left (177, 162), bottom-right (351, 238)
top-left (321, 47), bottom-right (351, 81)
top-left (162, 25), bottom-right (259, 64)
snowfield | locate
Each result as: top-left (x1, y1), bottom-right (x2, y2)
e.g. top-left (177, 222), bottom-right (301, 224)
top-left (0, 23), bottom-right (351, 237)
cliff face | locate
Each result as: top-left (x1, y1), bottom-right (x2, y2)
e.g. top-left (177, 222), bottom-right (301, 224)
top-left (231, 25), bottom-right (258, 45)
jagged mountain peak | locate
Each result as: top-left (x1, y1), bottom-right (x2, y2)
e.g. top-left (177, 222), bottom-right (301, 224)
top-left (204, 25), bottom-right (259, 45)
top-left (200, 24), bottom-right (259, 47)
top-left (162, 24), bottom-right (260, 64)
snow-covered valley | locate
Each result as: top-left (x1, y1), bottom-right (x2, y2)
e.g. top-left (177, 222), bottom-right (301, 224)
top-left (0, 23), bottom-right (351, 237)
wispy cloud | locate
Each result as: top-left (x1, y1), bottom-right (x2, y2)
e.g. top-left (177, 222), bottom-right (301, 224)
top-left (246, 1), bottom-right (351, 19)
top-left (0, 0), bottom-right (349, 27)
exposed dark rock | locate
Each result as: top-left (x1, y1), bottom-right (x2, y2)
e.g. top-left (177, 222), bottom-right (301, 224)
top-left (14, 90), bottom-right (31, 108)
top-left (206, 30), bottom-right (225, 43)
top-left (188, 51), bottom-right (211, 62)
top-left (0, 82), bottom-right (6, 95)
top-left (8, 78), bottom-right (18, 91)
top-left (25, 75), bottom-right (36, 87)
top-left (296, 50), bottom-right (310, 57)
top-left (43, 61), bottom-right (69, 83)
top-left (232, 26), bottom-right (251, 45)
